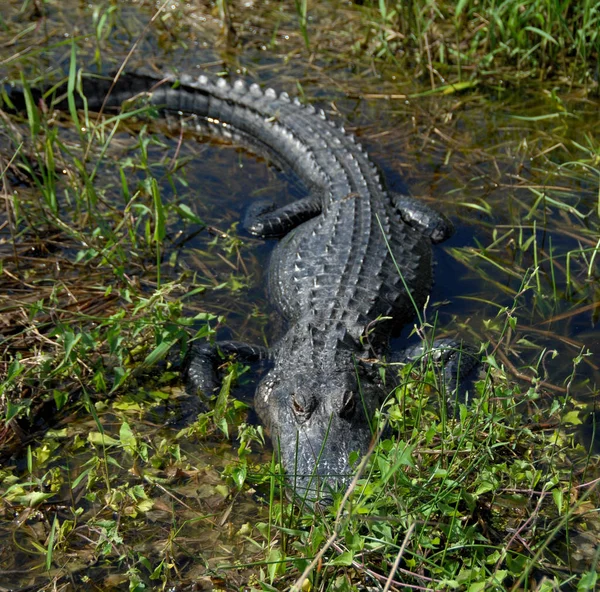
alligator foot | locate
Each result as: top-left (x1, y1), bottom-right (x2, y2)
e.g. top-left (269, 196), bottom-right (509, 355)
top-left (390, 193), bottom-right (454, 244)
top-left (165, 341), bottom-right (271, 425)
top-left (395, 338), bottom-right (481, 407)
top-left (244, 195), bottom-right (322, 238)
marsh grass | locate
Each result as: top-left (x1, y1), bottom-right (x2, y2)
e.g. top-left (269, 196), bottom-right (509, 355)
top-left (356, 0), bottom-right (599, 87)
top-left (0, 0), bottom-right (599, 590)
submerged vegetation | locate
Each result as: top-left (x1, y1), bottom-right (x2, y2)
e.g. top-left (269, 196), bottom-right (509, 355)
top-left (0, 0), bottom-right (599, 590)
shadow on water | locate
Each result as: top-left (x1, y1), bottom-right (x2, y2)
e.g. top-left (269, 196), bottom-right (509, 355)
top-left (1, 0), bottom-right (599, 588)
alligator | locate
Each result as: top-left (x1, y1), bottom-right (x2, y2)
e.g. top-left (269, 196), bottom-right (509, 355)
top-left (7, 71), bottom-right (477, 504)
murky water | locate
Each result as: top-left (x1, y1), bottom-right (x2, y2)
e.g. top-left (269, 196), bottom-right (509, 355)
top-left (1, 0), bottom-right (599, 588)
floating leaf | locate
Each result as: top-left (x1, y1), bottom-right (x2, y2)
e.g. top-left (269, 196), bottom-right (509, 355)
top-left (88, 432), bottom-right (119, 446)
top-left (563, 411), bottom-right (582, 425)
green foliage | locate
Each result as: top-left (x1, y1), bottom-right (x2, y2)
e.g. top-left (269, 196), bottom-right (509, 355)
top-left (359, 0), bottom-right (599, 84)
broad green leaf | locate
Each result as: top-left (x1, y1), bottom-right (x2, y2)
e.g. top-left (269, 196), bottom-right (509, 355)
top-left (563, 410), bottom-right (582, 425)
top-left (88, 432), bottom-right (119, 446)
top-left (119, 422), bottom-right (136, 454)
top-left (578, 570), bottom-right (598, 591)
top-left (329, 551), bottom-right (354, 566)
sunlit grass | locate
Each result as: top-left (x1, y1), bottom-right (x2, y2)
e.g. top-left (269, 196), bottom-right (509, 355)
top-left (357, 0), bottom-right (599, 86)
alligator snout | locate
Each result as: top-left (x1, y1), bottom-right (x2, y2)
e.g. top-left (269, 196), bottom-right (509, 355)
top-left (255, 363), bottom-right (383, 505)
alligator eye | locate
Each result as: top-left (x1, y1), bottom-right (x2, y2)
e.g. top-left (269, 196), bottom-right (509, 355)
top-left (292, 397), bottom-right (305, 415)
top-left (339, 390), bottom-right (356, 420)
top-left (291, 393), bottom-right (314, 421)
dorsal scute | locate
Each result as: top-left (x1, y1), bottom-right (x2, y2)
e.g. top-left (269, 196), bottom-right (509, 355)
top-left (335, 330), bottom-right (356, 351)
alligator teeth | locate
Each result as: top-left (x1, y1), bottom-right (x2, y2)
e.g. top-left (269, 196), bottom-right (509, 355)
top-left (293, 97), bottom-right (301, 106)
top-left (339, 125), bottom-right (346, 134)
top-left (306, 104), bottom-right (315, 114)
top-left (233, 79), bottom-right (246, 92)
top-left (198, 74), bottom-right (209, 85)
top-left (279, 91), bottom-right (290, 102)
top-left (180, 74), bottom-right (193, 85)
top-left (250, 83), bottom-right (262, 96)
top-left (318, 109), bottom-right (326, 120)
top-left (265, 88), bottom-right (277, 99)
top-left (216, 77), bottom-right (228, 89)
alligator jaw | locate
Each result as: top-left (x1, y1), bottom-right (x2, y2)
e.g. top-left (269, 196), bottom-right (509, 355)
top-left (254, 341), bottom-right (383, 505)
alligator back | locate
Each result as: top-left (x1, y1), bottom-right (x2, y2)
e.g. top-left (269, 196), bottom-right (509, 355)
top-left (77, 72), bottom-right (434, 346)
top-left (8, 71), bottom-right (433, 342)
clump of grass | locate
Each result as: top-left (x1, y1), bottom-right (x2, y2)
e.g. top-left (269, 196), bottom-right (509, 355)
top-left (355, 0), bottom-right (599, 86)
top-left (0, 54), bottom-right (253, 444)
top-left (233, 284), bottom-right (598, 590)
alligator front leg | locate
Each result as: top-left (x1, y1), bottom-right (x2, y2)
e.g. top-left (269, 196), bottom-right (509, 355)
top-left (244, 195), bottom-right (322, 238)
top-left (393, 338), bottom-right (481, 407)
top-left (390, 193), bottom-right (454, 244)
top-left (173, 341), bottom-right (271, 424)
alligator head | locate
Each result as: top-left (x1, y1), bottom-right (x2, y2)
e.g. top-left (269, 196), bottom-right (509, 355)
top-left (254, 349), bottom-right (383, 506)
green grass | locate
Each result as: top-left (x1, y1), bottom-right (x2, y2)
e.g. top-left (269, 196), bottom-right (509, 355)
top-left (355, 0), bottom-right (599, 86)
top-left (0, 0), bottom-right (599, 590)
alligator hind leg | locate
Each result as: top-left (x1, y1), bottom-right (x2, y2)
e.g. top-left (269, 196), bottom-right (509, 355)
top-left (390, 193), bottom-right (454, 244)
top-left (244, 195), bottom-right (322, 238)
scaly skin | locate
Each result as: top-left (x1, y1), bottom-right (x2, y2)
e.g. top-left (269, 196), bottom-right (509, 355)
top-left (13, 71), bottom-right (456, 503)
